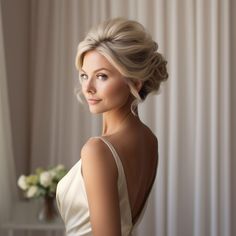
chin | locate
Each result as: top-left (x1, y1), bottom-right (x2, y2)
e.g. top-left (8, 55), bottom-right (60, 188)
top-left (88, 107), bottom-right (103, 114)
top-left (89, 111), bottom-right (101, 114)
top-left (88, 105), bottom-right (113, 114)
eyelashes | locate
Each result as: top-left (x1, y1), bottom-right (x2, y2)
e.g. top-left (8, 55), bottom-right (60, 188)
top-left (79, 73), bottom-right (108, 82)
top-left (97, 74), bottom-right (108, 81)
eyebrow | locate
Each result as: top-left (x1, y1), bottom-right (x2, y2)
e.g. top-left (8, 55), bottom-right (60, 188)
top-left (81, 67), bottom-right (111, 73)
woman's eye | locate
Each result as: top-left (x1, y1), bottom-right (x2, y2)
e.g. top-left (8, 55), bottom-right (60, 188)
top-left (80, 74), bottom-right (88, 81)
top-left (97, 74), bottom-right (108, 81)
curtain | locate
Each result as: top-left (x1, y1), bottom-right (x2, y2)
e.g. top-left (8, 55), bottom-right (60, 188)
top-left (2, 0), bottom-right (235, 236)
top-left (0, 0), bottom-right (16, 229)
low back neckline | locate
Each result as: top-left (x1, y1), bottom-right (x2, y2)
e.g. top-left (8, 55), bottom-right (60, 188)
top-left (96, 136), bottom-right (157, 226)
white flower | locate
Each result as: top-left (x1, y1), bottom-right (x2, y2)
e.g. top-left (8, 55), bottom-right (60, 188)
top-left (56, 164), bottom-right (65, 171)
top-left (39, 171), bottom-right (53, 187)
top-left (17, 175), bottom-right (28, 190)
top-left (26, 186), bottom-right (38, 198)
top-left (49, 170), bottom-right (57, 178)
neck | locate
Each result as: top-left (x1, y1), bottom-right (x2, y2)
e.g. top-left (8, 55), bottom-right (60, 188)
top-left (102, 106), bottom-right (139, 136)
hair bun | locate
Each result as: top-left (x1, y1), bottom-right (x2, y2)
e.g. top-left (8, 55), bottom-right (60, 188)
top-left (139, 50), bottom-right (168, 100)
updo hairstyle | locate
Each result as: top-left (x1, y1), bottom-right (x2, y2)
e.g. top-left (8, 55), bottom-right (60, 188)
top-left (75, 18), bottom-right (168, 112)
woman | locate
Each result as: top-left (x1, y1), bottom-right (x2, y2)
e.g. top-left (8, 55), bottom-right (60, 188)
top-left (56, 18), bottom-right (168, 236)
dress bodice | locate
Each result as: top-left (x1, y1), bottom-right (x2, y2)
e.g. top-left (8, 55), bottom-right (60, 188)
top-left (56, 136), bottom-right (155, 235)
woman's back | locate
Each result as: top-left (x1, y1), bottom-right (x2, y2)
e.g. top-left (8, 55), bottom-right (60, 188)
top-left (102, 119), bottom-right (158, 224)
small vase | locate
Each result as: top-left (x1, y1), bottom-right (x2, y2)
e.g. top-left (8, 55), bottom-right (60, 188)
top-left (37, 195), bottom-right (58, 222)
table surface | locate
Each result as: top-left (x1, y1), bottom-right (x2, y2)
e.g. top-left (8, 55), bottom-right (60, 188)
top-left (1, 199), bottom-right (65, 231)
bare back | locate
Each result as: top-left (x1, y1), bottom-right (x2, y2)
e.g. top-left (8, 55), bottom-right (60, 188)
top-left (102, 120), bottom-right (158, 223)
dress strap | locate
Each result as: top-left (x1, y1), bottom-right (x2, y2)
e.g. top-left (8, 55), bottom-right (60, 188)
top-left (96, 136), bottom-right (124, 176)
top-left (96, 136), bottom-right (133, 231)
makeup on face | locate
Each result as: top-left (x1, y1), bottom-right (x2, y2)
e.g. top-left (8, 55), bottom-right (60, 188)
top-left (80, 50), bottom-right (131, 114)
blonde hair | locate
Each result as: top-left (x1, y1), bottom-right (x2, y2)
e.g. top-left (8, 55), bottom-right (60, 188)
top-left (75, 18), bottom-right (168, 114)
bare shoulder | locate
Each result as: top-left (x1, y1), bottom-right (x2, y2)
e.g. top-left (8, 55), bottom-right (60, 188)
top-left (81, 137), bottom-right (118, 180)
top-left (80, 137), bottom-right (121, 235)
top-left (81, 137), bottom-right (107, 158)
top-left (141, 123), bottom-right (158, 148)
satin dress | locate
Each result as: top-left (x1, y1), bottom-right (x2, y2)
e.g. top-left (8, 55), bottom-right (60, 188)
top-left (56, 136), bottom-right (155, 236)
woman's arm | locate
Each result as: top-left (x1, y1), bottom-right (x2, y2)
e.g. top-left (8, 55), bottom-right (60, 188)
top-left (81, 138), bottom-right (121, 236)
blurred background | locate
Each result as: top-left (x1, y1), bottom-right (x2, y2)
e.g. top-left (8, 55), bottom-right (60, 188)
top-left (0, 0), bottom-right (235, 236)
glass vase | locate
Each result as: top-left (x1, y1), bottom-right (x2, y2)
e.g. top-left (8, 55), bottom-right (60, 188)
top-left (37, 195), bottom-right (58, 222)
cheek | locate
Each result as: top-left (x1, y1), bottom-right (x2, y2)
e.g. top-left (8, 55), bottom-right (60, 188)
top-left (102, 82), bottom-right (130, 104)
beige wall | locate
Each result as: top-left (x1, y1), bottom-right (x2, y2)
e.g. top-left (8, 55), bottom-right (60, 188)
top-left (231, 1), bottom-right (236, 236)
top-left (1, 0), bottom-right (30, 177)
top-left (1, 1), bottom-right (236, 234)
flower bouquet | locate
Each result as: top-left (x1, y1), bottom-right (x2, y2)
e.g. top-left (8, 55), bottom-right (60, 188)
top-left (17, 164), bottom-right (67, 221)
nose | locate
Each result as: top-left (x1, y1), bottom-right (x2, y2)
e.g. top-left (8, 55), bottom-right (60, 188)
top-left (84, 77), bottom-right (96, 94)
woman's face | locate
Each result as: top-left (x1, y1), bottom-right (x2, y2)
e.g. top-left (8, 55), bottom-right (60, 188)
top-left (80, 50), bottom-right (131, 114)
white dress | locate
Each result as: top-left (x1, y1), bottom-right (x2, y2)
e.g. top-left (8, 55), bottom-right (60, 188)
top-left (56, 136), bottom-right (156, 236)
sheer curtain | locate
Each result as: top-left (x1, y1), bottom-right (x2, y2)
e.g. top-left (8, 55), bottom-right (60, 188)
top-left (0, 0), bottom-right (16, 230)
top-left (2, 0), bottom-right (235, 236)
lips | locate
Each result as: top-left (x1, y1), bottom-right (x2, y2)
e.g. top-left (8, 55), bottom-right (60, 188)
top-left (87, 98), bottom-right (102, 105)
